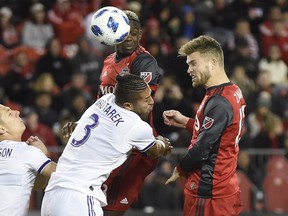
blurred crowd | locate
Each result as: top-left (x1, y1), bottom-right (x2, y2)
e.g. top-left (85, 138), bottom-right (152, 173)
top-left (1, 0), bottom-right (288, 213)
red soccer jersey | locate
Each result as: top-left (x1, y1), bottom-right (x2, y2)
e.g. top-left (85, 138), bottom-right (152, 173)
top-left (180, 82), bottom-right (246, 199)
top-left (99, 45), bottom-right (161, 96)
top-left (100, 46), bottom-right (162, 212)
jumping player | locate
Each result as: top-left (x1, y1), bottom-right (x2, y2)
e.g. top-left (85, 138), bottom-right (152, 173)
top-left (41, 73), bottom-right (172, 216)
top-left (99, 10), bottom-right (162, 216)
top-left (62, 10), bottom-right (162, 216)
top-left (164, 35), bottom-right (245, 215)
top-left (0, 105), bottom-right (56, 216)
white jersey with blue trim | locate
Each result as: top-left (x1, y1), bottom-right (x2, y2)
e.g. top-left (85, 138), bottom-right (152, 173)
top-left (0, 140), bottom-right (52, 216)
top-left (45, 93), bottom-right (156, 206)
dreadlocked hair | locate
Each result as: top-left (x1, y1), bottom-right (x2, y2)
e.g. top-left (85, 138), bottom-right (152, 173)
top-left (114, 73), bottom-right (148, 105)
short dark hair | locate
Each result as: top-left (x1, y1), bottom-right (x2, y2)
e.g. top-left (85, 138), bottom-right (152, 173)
top-left (123, 10), bottom-right (141, 27)
top-left (114, 73), bottom-right (148, 104)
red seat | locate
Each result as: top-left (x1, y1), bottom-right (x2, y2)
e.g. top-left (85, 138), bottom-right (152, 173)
top-left (237, 170), bottom-right (253, 213)
top-left (266, 155), bottom-right (288, 173)
top-left (263, 170), bottom-right (288, 213)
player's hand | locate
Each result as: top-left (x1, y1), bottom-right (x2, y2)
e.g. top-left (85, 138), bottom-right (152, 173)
top-left (26, 136), bottom-right (48, 156)
top-left (62, 122), bottom-right (77, 138)
top-left (156, 135), bottom-right (173, 156)
top-left (165, 167), bottom-right (180, 184)
top-left (162, 110), bottom-right (189, 128)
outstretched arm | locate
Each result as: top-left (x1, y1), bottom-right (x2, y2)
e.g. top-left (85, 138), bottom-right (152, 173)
top-left (26, 136), bottom-right (56, 190)
top-left (145, 135), bottom-right (173, 159)
top-left (163, 110), bottom-right (190, 128)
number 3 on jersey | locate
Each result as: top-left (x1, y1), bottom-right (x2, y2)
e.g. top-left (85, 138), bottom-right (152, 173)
top-left (71, 114), bottom-right (99, 147)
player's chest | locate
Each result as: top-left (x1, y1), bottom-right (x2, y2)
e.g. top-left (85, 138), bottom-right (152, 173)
top-left (101, 60), bottom-right (131, 85)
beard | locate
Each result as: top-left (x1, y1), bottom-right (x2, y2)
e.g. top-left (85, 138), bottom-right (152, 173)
top-left (192, 68), bottom-right (211, 88)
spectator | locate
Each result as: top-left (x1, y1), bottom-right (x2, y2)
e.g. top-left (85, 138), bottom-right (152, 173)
top-left (47, 0), bottom-right (85, 46)
top-left (258, 44), bottom-right (288, 85)
top-left (259, 5), bottom-right (284, 37)
top-left (246, 91), bottom-right (285, 149)
top-left (33, 92), bottom-right (59, 128)
top-left (35, 37), bottom-right (72, 88)
top-left (22, 107), bottom-right (59, 161)
top-left (0, 6), bottom-right (21, 49)
top-left (237, 149), bottom-right (265, 191)
top-left (22, 3), bottom-right (54, 51)
top-left (226, 37), bottom-right (259, 79)
top-left (3, 49), bottom-right (35, 106)
top-left (260, 18), bottom-right (288, 64)
top-left (32, 72), bottom-right (61, 111)
top-left (245, 70), bottom-right (274, 115)
top-left (137, 159), bottom-right (182, 211)
top-left (229, 65), bottom-right (256, 99)
top-left (61, 71), bottom-right (94, 112)
top-left (153, 75), bottom-right (193, 147)
top-left (69, 37), bottom-right (103, 95)
top-left (233, 18), bottom-right (259, 60)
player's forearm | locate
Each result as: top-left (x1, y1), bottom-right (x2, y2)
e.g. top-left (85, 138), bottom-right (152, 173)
top-left (145, 138), bottom-right (172, 159)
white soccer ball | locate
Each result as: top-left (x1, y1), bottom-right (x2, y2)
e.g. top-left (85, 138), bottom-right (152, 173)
top-left (90, 6), bottom-right (130, 46)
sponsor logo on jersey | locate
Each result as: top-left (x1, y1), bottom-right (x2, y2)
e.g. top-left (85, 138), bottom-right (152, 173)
top-left (120, 197), bottom-right (129, 204)
top-left (140, 72), bottom-right (152, 83)
top-left (203, 116), bottom-right (214, 129)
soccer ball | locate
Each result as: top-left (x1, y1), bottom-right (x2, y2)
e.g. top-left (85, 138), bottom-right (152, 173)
top-left (90, 6), bottom-right (130, 46)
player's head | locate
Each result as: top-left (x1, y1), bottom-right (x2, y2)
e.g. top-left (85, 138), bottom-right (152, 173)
top-left (116, 10), bottom-right (142, 57)
top-left (0, 105), bottom-right (25, 141)
top-left (178, 35), bottom-right (224, 88)
top-left (114, 73), bottom-right (153, 121)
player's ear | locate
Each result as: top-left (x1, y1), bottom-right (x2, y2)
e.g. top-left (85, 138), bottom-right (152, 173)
top-left (0, 126), bottom-right (7, 135)
top-left (123, 102), bottom-right (133, 111)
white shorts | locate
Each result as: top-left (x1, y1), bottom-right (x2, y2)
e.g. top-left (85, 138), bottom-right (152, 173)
top-left (41, 188), bottom-right (103, 216)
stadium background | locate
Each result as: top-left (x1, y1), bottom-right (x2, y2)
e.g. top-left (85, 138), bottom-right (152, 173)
top-left (0, 0), bottom-right (288, 215)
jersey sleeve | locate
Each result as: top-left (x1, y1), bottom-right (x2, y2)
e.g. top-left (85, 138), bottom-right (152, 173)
top-left (179, 95), bottom-right (234, 174)
top-left (131, 54), bottom-right (162, 88)
top-left (126, 120), bottom-right (156, 152)
top-left (22, 145), bottom-right (52, 174)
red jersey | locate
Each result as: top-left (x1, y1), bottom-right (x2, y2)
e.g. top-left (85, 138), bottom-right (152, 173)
top-left (100, 47), bottom-right (162, 211)
top-left (179, 82), bottom-right (246, 199)
top-left (99, 45), bottom-right (161, 96)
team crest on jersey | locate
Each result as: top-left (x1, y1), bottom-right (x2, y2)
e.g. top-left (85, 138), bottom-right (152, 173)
top-left (121, 66), bottom-right (129, 73)
top-left (203, 116), bottom-right (214, 129)
top-left (140, 72), bottom-right (152, 83)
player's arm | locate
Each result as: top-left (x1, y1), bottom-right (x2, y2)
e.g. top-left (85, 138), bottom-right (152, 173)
top-left (163, 110), bottom-right (192, 129)
top-left (33, 162), bottom-right (56, 190)
top-left (145, 135), bottom-right (173, 159)
top-left (177, 96), bottom-right (233, 176)
top-left (26, 136), bottom-right (57, 190)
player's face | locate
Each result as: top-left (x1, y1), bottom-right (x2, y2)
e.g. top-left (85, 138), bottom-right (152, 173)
top-left (116, 20), bottom-right (141, 56)
top-left (131, 86), bottom-right (154, 121)
top-left (0, 105), bottom-right (25, 135)
top-left (186, 51), bottom-right (211, 88)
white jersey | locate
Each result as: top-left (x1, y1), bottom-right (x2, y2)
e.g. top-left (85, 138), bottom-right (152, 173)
top-left (45, 93), bottom-right (156, 206)
top-left (0, 140), bottom-right (52, 216)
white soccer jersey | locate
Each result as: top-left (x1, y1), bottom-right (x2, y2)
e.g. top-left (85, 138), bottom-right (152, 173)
top-left (45, 93), bottom-right (156, 206)
top-left (0, 140), bottom-right (52, 216)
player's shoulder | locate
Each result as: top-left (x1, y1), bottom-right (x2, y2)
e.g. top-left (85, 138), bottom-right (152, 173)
top-left (104, 52), bottom-right (116, 61)
top-left (135, 45), bottom-right (150, 55)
